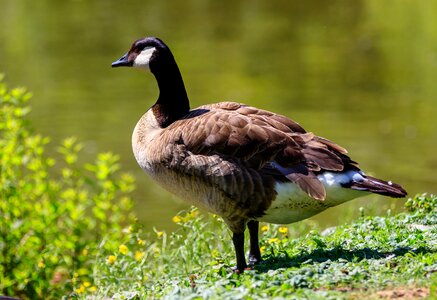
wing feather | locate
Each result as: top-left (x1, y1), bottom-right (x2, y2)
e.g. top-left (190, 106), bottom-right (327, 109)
top-left (158, 102), bottom-right (356, 200)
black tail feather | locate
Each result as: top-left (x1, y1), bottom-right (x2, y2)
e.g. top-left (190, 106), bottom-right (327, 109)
top-left (347, 175), bottom-right (407, 198)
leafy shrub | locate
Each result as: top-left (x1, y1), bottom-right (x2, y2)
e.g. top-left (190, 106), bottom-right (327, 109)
top-left (0, 77), bottom-right (135, 299)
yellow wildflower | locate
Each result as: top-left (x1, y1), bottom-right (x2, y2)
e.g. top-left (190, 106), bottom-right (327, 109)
top-left (156, 231), bottom-right (164, 238)
top-left (137, 238), bottom-right (146, 246)
top-left (190, 210), bottom-right (199, 218)
top-left (261, 225), bottom-right (269, 232)
top-left (267, 238), bottom-right (280, 244)
top-left (37, 260), bottom-right (45, 268)
top-left (89, 286), bottom-right (97, 292)
top-left (278, 227), bottom-right (288, 234)
top-left (82, 249), bottom-right (88, 256)
top-left (107, 255), bottom-right (116, 265)
top-left (260, 246), bottom-right (266, 253)
top-left (83, 281), bottom-right (91, 287)
top-left (75, 285), bottom-right (85, 294)
top-left (135, 251), bottom-right (145, 261)
top-left (172, 215), bottom-right (182, 223)
top-left (119, 244), bottom-right (128, 255)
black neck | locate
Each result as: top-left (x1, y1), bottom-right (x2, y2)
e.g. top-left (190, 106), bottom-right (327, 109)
top-left (151, 55), bottom-right (190, 128)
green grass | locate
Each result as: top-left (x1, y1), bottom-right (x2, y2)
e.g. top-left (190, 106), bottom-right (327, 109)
top-left (1, 77), bottom-right (436, 299)
top-left (84, 194), bottom-right (437, 299)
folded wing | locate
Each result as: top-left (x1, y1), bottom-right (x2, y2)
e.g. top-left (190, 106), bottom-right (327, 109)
top-left (160, 102), bottom-right (358, 200)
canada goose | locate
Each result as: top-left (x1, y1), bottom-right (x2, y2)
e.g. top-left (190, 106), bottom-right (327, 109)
top-left (112, 37), bottom-right (407, 272)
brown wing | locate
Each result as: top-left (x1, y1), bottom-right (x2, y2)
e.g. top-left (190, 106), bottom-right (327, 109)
top-left (159, 102), bottom-right (358, 200)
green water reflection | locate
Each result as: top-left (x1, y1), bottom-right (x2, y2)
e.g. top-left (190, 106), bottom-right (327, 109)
top-left (1, 1), bottom-right (436, 230)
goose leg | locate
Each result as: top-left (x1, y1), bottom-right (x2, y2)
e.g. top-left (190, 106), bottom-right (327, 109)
top-left (232, 232), bottom-right (247, 272)
top-left (247, 220), bottom-right (262, 264)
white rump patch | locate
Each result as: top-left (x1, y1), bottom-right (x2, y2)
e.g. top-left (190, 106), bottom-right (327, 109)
top-left (133, 47), bottom-right (156, 70)
top-left (259, 170), bottom-right (367, 224)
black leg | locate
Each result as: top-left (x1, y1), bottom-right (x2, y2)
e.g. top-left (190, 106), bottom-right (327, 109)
top-left (232, 232), bottom-right (247, 272)
top-left (247, 220), bottom-right (262, 264)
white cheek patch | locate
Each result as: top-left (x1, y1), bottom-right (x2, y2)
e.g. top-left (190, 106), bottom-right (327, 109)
top-left (133, 47), bottom-right (156, 69)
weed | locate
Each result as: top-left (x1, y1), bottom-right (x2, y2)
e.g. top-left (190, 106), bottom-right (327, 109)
top-left (0, 77), bottom-right (135, 299)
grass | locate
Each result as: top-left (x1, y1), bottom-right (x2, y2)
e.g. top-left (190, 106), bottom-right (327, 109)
top-left (84, 194), bottom-right (437, 299)
top-left (1, 77), bottom-right (436, 299)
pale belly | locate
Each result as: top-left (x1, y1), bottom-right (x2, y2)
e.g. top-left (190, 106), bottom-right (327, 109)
top-left (258, 175), bottom-right (367, 224)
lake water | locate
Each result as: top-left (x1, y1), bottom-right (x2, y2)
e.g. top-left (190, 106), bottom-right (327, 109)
top-left (1, 1), bottom-right (436, 230)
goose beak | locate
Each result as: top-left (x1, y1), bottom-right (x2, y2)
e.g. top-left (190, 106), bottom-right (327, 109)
top-left (112, 53), bottom-right (130, 68)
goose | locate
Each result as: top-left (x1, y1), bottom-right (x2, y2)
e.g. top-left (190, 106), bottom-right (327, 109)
top-left (111, 37), bottom-right (407, 272)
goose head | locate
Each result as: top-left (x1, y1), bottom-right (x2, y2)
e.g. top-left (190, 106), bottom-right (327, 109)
top-left (111, 37), bottom-right (172, 72)
top-left (112, 37), bottom-right (190, 127)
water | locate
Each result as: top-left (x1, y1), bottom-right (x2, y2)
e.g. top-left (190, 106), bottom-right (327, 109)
top-left (1, 1), bottom-right (436, 230)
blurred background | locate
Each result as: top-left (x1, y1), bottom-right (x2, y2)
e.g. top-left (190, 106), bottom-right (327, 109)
top-left (0, 0), bottom-right (436, 230)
